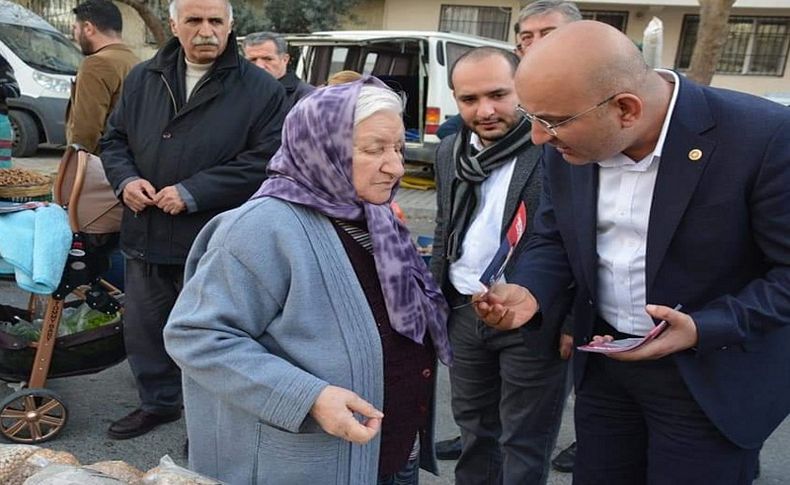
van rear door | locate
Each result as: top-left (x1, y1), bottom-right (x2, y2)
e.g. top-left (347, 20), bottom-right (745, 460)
top-left (287, 35), bottom-right (431, 163)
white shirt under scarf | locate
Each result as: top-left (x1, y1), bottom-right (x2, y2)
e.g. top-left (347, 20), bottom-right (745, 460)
top-left (596, 70), bottom-right (680, 336)
top-left (449, 132), bottom-right (517, 296)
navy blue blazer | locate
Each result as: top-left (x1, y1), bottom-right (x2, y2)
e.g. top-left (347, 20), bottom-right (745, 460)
top-left (511, 74), bottom-right (790, 449)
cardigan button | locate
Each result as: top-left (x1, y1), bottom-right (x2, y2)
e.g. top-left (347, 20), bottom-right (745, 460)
top-left (421, 368), bottom-right (431, 378)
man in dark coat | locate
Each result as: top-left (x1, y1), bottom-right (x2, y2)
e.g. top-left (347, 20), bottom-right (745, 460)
top-left (475, 21), bottom-right (790, 484)
top-left (431, 46), bottom-right (573, 484)
top-left (242, 31), bottom-right (315, 110)
top-left (100, 0), bottom-right (286, 439)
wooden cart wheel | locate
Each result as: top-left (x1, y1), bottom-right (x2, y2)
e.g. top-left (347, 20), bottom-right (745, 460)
top-left (0, 389), bottom-right (68, 443)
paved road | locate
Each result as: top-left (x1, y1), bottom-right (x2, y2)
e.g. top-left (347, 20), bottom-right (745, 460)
top-left (1, 151), bottom-right (787, 483)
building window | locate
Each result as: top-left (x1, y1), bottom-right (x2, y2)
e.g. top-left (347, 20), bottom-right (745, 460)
top-left (677, 15), bottom-right (790, 76)
top-left (28, 0), bottom-right (168, 44)
top-left (439, 5), bottom-right (512, 41)
top-left (580, 10), bottom-right (628, 32)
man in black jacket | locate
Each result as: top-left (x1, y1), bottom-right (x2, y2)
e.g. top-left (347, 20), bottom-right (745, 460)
top-left (242, 31), bottom-right (315, 111)
top-left (100, 0), bottom-right (286, 439)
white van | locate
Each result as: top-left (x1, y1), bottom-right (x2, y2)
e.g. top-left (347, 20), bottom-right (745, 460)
top-left (0, 0), bottom-right (83, 157)
top-left (284, 31), bottom-right (513, 164)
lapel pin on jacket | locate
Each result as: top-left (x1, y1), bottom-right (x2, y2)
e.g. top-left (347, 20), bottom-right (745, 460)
top-left (688, 148), bottom-right (703, 161)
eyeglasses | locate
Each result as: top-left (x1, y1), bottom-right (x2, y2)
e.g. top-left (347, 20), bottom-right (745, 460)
top-left (517, 93), bottom-right (622, 136)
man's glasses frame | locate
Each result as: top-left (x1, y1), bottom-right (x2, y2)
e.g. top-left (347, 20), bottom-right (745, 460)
top-left (517, 92), bottom-right (622, 136)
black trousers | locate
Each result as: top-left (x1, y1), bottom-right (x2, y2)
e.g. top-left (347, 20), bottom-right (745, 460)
top-left (448, 304), bottom-right (568, 485)
top-left (123, 258), bottom-right (183, 414)
top-left (573, 321), bottom-right (759, 485)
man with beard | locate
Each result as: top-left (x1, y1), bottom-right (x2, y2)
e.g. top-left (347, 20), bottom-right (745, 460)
top-left (100, 0), bottom-right (286, 439)
top-left (430, 46), bottom-right (573, 484)
top-left (67, 0), bottom-right (139, 154)
top-left (242, 32), bottom-right (315, 111)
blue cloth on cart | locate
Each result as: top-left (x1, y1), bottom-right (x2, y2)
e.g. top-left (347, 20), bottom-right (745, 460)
top-left (0, 205), bottom-right (71, 294)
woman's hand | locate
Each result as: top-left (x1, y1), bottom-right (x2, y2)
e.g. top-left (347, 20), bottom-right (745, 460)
top-left (309, 385), bottom-right (384, 444)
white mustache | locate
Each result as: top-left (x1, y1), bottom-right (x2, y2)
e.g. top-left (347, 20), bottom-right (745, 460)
top-left (193, 36), bottom-right (219, 46)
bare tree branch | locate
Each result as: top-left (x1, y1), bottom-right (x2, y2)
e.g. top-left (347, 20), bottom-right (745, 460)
top-left (687, 0), bottom-right (736, 85)
top-left (115, 0), bottom-right (169, 47)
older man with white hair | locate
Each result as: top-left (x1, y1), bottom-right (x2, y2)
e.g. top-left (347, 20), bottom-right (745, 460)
top-left (100, 0), bottom-right (286, 439)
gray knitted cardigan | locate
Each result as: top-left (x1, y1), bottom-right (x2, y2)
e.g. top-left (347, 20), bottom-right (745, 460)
top-left (165, 197), bottom-right (386, 485)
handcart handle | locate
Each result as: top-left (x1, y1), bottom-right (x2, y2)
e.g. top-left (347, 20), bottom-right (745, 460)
top-left (54, 144), bottom-right (89, 233)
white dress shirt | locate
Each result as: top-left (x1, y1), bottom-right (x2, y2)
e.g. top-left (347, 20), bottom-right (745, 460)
top-left (596, 70), bottom-right (680, 335)
top-left (449, 133), bottom-right (517, 296)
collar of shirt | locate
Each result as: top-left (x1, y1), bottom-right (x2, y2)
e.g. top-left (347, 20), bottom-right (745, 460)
top-left (470, 131), bottom-right (484, 152)
top-left (596, 69), bottom-right (680, 172)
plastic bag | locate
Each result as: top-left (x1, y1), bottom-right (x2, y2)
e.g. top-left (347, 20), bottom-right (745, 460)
top-left (141, 455), bottom-right (224, 485)
top-left (0, 444), bottom-right (39, 485)
top-left (15, 448), bottom-right (80, 483)
top-left (60, 303), bottom-right (120, 336)
top-left (85, 461), bottom-right (144, 484)
top-left (0, 320), bottom-right (40, 341)
top-left (21, 464), bottom-right (125, 484)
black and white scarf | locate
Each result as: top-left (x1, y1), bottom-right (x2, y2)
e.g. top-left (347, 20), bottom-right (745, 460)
top-left (446, 116), bottom-right (533, 262)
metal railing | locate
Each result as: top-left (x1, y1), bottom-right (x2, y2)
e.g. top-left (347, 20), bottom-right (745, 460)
top-left (26, 0), bottom-right (78, 36)
top-left (677, 15), bottom-right (790, 76)
top-left (23, 0), bottom-right (168, 45)
top-left (439, 5), bottom-right (511, 42)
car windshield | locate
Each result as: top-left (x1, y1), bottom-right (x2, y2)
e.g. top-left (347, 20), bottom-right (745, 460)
top-left (0, 23), bottom-right (82, 75)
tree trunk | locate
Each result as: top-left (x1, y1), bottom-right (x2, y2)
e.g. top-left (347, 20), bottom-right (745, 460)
top-left (114, 0), bottom-right (169, 47)
top-left (686, 0), bottom-right (736, 85)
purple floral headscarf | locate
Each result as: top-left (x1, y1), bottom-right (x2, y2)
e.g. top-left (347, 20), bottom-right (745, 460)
top-left (252, 76), bottom-right (451, 365)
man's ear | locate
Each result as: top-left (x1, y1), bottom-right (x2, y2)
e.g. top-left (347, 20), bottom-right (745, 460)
top-left (283, 53), bottom-right (291, 64)
top-left (82, 20), bottom-right (96, 37)
top-left (169, 18), bottom-right (177, 37)
top-left (616, 94), bottom-right (642, 128)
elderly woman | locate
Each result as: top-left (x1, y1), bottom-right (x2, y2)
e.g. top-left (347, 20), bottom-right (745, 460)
top-left (164, 77), bottom-right (451, 485)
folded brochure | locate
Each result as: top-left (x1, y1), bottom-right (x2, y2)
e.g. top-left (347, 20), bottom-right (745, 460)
top-left (479, 201), bottom-right (527, 288)
top-left (576, 304), bottom-right (682, 354)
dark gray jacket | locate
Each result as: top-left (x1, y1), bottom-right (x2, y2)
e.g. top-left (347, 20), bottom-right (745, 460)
top-left (0, 54), bottom-right (20, 114)
top-left (431, 133), bottom-right (573, 358)
top-left (279, 71), bottom-right (315, 110)
top-left (101, 34), bottom-right (286, 264)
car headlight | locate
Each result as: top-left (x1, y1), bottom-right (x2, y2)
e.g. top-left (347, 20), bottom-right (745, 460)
top-left (32, 71), bottom-right (72, 94)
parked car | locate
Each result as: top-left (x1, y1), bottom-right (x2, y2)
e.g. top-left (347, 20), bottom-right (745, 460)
top-left (283, 30), bottom-right (513, 164)
top-left (0, 0), bottom-right (82, 157)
